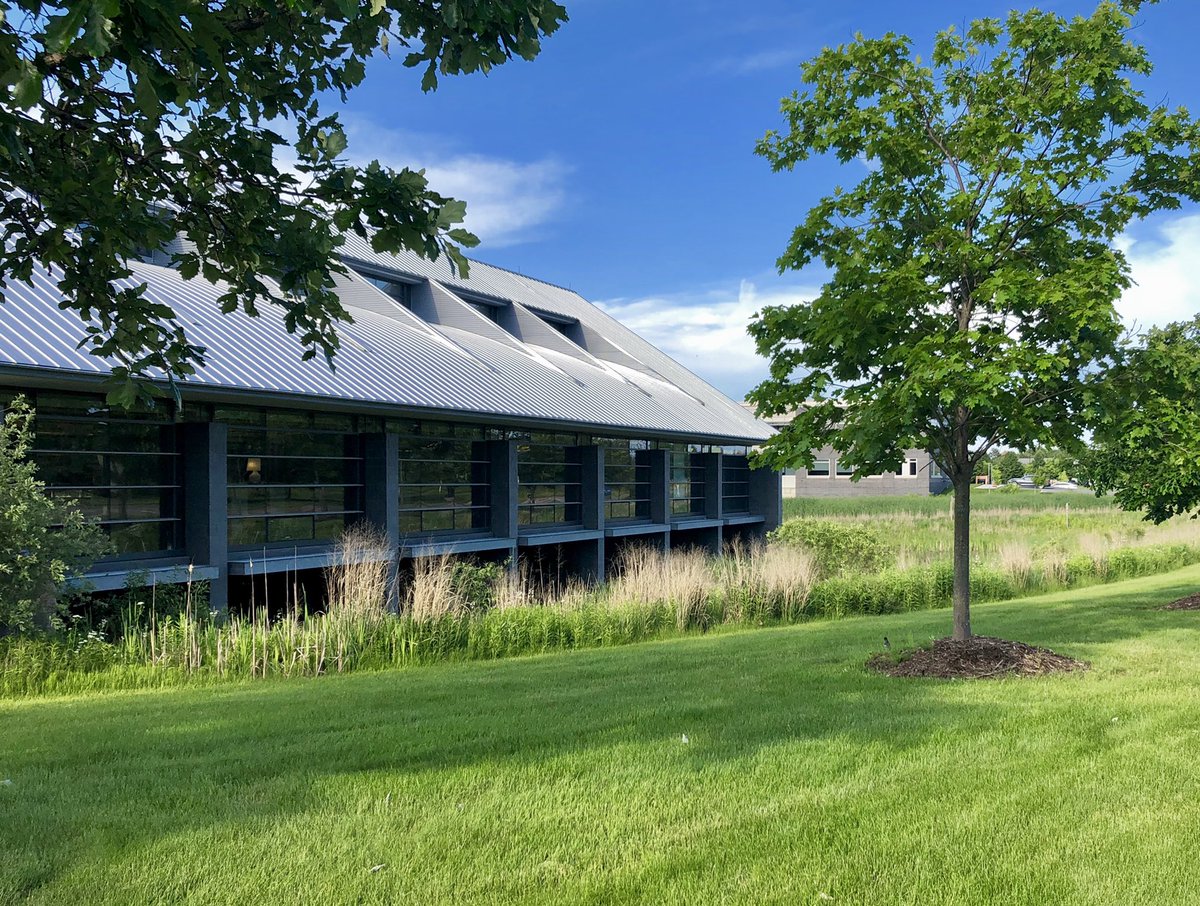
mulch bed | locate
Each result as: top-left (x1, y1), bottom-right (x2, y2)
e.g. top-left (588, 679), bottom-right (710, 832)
top-left (1161, 593), bottom-right (1200, 611)
top-left (868, 635), bottom-right (1089, 680)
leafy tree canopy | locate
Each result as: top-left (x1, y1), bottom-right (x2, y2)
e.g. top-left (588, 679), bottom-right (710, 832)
top-left (0, 0), bottom-right (567, 405)
top-left (1083, 317), bottom-right (1200, 522)
top-left (748, 0), bottom-right (1200, 638)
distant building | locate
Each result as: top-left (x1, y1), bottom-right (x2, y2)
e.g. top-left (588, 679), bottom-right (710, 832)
top-left (745, 407), bottom-right (951, 499)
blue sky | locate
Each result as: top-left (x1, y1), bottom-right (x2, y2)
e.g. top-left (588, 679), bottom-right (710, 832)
top-left (336, 0), bottom-right (1200, 398)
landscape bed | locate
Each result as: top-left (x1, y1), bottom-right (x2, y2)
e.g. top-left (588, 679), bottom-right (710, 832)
top-left (3, 567), bottom-right (1200, 904)
top-left (6, 490), bottom-right (1200, 697)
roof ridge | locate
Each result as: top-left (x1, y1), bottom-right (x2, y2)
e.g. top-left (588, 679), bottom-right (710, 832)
top-left (463, 255), bottom-right (580, 297)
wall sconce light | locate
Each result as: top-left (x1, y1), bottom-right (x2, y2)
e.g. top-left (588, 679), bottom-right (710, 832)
top-left (245, 457), bottom-right (262, 484)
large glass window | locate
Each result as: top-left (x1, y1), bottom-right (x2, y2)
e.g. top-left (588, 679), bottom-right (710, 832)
top-left (24, 391), bottom-right (182, 556)
top-left (223, 408), bottom-right (364, 548)
top-left (722, 455), bottom-right (751, 515)
top-left (517, 432), bottom-right (582, 528)
top-left (600, 437), bottom-right (651, 523)
top-left (808, 459), bottom-right (831, 477)
top-left (668, 445), bottom-right (706, 519)
top-left (392, 419), bottom-right (491, 536)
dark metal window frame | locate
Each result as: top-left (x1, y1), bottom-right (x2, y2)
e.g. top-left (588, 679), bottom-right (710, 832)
top-left (226, 420), bottom-right (365, 549)
top-left (394, 423), bottom-right (492, 537)
top-left (517, 434), bottom-right (584, 529)
top-left (722, 455), bottom-right (751, 515)
top-left (24, 396), bottom-right (184, 559)
top-left (668, 446), bottom-right (706, 520)
top-left (600, 437), bottom-right (651, 524)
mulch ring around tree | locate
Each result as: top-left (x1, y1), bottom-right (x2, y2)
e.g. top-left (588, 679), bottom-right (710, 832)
top-left (1161, 593), bottom-right (1200, 611)
top-left (868, 636), bottom-right (1089, 680)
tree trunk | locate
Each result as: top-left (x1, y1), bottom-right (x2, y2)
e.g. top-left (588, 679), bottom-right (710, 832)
top-left (952, 473), bottom-right (972, 640)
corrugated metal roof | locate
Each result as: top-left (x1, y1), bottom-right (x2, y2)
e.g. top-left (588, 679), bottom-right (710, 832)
top-left (0, 249), bottom-right (774, 442)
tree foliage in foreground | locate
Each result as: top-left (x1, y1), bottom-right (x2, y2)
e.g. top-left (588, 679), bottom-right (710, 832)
top-left (0, 396), bottom-right (107, 635)
top-left (749, 0), bottom-right (1200, 639)
top-left (1083, 318), bottom-right (1200, 523)
top-left (0, 0), bottom-right (567, 405)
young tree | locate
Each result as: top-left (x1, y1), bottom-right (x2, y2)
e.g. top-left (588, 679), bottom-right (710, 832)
top-left (0, 1), bottom-right (567, 405)
top-left (1030, 447), bottom-right (1049, 486)
top-left (994, 451), bottom-right (1024, 485)
top-left (972, 450), bottom-right (992, 480)
top-left (1030, 446), bottom-right (1071, 487)
top-left (749, 1), bottom-right (1200, 641)
top-left (1083, 317), bottom-right (1200, 522)
top-left (0, 397), bottom-right (107, 635)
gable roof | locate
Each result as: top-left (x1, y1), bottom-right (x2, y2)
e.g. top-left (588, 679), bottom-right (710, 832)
top-left (0, 243), bottom-right (773, 443)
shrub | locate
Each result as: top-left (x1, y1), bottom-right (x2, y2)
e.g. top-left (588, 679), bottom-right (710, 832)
top-left (70, 570), bottom-right (212, 639)
top-left (769, 519), bottom-right (892, 577)
top-left (0, 396), bottom-right (108, 635)
top-left (449, 560), bottom-right (507, 612)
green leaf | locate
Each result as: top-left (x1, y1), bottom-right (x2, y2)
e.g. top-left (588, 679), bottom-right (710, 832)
top-left (43, 6), bottom-right (88, 52)
top-left (436, 198), bottom-right (468, 228)
top-left (13, 68), bottom-right (42, 109)
top-left (320, 128), bottom-right (348, 159)
top-left (421, 63), bottom-right (438, 92)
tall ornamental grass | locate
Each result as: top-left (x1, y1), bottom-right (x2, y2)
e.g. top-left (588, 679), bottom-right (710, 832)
top-left (3, 531), bottom-right (1200, 698)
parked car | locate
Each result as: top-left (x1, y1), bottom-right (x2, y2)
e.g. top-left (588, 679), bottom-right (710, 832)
top-left (1041, 480), bottom-right (1084, 493)
top-left (1006, 476), bottom-right (1036, 489)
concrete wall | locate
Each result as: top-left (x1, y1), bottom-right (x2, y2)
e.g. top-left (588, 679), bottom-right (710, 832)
top-left (783, 447), bottom-right (948, 499)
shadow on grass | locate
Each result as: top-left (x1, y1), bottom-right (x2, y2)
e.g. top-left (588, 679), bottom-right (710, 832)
top-left (2, 567), bottom-right (1198, 897)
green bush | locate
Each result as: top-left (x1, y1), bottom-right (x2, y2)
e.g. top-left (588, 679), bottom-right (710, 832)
top-left (0, 397), bottom-right (108, 635)
top-left (449, 560), bottom-right (507, 612)
top-left (769, 519), bottom-right (892, 577)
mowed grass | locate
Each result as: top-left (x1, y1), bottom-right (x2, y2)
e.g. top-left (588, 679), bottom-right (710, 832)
top-left (781, 489), bottom-right (1200, 569)
top-left (4, 568), bottom-right (1200, 905)
top-left (781, 487), bottom-right (1115, 519)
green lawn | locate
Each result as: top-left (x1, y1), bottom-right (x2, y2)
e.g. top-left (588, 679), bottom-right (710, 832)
top-left (4, 568), bottom-right (1200, 905)
top-left (782, 487), bottom-right (1115, 519)
top-left (780, 488), bottom-right (1200, 569)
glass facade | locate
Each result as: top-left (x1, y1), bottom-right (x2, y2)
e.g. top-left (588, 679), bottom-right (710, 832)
top-left (24, 391), bottom-right (183, 557)
top-left (668, 445), bottom-right (707, 519)
top-left (722, 455), bottom-right (751, 514)
top-left (220, 407), bottom-right (365, 548)
top-left (5, 386), bottom-right (773, 570)
top-left (600, 437), bottom-right (651, 523)
top-left (392, 419), bottom-right (492, 535)
top-left (516, 431), bottom-right (582, 528)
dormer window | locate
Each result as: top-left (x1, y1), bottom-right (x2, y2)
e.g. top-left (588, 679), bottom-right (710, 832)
top-left (465, 299), bottom-right (502, 322)
top-left (355, 270), bottom-right (413, 309)
top-left (536, 312), bottom-right (584, 344)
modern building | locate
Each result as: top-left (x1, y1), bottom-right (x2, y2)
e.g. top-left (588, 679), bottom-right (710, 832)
top-left (0, 237), bottom-right (780, 610)
top-left (746, 408), bottom-right (951, 498)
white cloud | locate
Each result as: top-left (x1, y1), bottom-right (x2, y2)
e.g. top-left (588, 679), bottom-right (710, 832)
top-left (598, 280), bottom-right (817, 400)
top-left (287, 117), bottom-right (569, 249)
top-left (599, 212), bottom-right (1200, 403)
top-left (1118, 213), bottom-right (1200, 331)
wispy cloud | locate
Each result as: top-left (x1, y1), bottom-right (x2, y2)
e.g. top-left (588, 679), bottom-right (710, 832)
top-left (307, 117), bottom-right (570, 249)
top-left (598, 280), bottom-right (817, 399)
top-left (711, 48), bottom-right (802, 75)
top-left (1118, 213), bottom-right (1200, 331)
